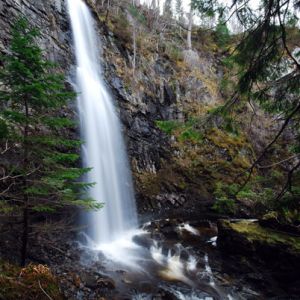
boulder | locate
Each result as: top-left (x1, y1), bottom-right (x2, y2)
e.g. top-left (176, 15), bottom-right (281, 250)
top-left (217, 219), bottom-right (300, 277)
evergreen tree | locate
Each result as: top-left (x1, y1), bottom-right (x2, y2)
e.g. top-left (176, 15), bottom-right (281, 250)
top-left (0, 18), bottom-right (99, 266)
top-left (164, 0), bottom-right (173, 19)
top-left (214, 18), bottom-right (230, 48)
top-left (175, 0), bottom-right (184, 20)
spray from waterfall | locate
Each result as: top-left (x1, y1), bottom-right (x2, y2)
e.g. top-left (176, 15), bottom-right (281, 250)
top-left (67, 0), bottom-right (137, 245)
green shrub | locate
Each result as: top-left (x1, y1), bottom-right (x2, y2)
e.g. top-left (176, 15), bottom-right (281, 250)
top-left (128, 4), bottom-right (146, 25)
top-left (214, 19), bottom-right (230, 48)
top-left (212, 182), bottom-right (237, 214)
top-left (212, 197), bottom-right (237, 214)
top-left (179, 128), bottom-right (203, 143)
top-left (155, 120), bottom-right (180, 134)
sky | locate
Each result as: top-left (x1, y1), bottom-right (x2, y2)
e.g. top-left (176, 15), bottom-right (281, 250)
top-left (139, 0), bottom-right (260, 14)
top-left (139, 0), bottom-right (192, 14)
top-left (139, 0), bottom-right (261, 30)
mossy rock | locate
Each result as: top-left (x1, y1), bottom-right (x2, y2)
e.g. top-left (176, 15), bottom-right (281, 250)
top-left (217, 220), bottom-right (300, 271)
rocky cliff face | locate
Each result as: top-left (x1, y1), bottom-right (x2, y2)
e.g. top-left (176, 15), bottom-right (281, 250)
top-left (95, 17), bottom-right (224, 215)
top-left (0, 0), bottom-right (70, 66)
top-left (0, 0), bottom-right (229, 216)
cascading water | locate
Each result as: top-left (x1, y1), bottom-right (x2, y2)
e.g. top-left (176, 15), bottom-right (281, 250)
top-left (65, 2), bottom-right (252, 299)
top-left (66, 0), bottom-right (137, 244)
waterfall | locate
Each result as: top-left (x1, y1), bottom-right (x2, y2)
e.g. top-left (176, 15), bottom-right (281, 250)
top-left (67, 0), bottom-right (137, 244)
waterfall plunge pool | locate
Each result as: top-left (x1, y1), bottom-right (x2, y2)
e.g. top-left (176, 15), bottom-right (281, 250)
top-left (74, 219), bottom-right (260, 300)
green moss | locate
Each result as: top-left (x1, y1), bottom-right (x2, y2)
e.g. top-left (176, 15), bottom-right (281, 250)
top-left (227, 221), bottom-right (300, 252)
top-left (207, 128), bottom-right (251, 158)
top-left (178, 128), bottom-right (203, 143)
top-left (156, 120), bottom-right (180, 135)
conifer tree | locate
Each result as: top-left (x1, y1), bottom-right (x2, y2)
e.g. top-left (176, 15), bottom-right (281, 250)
top-left (0, 18), bottom-right (99, 266)
top-left (164, 0), bottom-right (173, 19)
top-left (175, 0), bottom-right (183, 19)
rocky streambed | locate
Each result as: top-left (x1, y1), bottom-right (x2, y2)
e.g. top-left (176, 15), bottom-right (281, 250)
top-left (9, 217), bottom-right (296, 300)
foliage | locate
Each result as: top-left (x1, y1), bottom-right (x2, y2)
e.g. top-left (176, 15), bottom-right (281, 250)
top-left (212, 171), bottom-right (300, 224)
top-left (111, 13), bottom-right (131, 45)
top-left (193, 0), bottom-right (300, 205)
top-left (156, 119), bottom-right (203, 143)
top-left (156, 120), bottom-right (180, 135)
top-left (0, 17), bottom-right (100, 264)
top-left (192, 0), bottom-right (223, 17)
top-left (128, 4), bottom-right (147, 25)
top-left (163, 0), bottom-right (173, 18)
top-left (178, 127), bottom-right (203, 143)
top-left (212, 197), bottom-right (237, 214)
top-left (214, 18), bottom-right (230, 48)
top-left (212, 182), bottom-right (237, 214)
top-left (0, 17), bottom-right (99, 211)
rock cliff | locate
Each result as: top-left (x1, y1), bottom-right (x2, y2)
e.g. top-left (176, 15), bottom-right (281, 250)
top-left (0, 0), bottom-right (262, 216)
top-left (0, 0), bottom-right (70, 66)
top-left (0, 0), bottom-right (223, 215)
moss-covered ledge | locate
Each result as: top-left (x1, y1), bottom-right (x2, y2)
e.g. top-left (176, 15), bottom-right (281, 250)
top-left (217, 219), bottom-right (300, 270)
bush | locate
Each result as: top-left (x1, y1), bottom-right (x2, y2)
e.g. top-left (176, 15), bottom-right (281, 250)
top-left (156, 120), bottom-right (180, 134)
top-left (212, 182), bottom-right (237, 214)
top-left (214, 19), bottom-right (230, 48)
top-left (179, 128), bottom-right (203, 143)
top-left (212, 197), bottom-right (237, 214)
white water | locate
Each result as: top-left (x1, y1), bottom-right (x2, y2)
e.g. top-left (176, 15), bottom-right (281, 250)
top-left (178, 223), bottom-right (200, 235)
top-left (67, 0), bottom-right (137, 244)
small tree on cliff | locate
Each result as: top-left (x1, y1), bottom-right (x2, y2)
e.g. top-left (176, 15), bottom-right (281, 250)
top-left (0, 18), bottom-right (99, 266)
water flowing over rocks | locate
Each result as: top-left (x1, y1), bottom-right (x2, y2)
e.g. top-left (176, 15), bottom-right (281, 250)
top-left (67, 0), bottom-right (138, 244)
top-left (0, 0), bottom-right (226, 215)
top-left (5, 217), bottom-right (295, 299)
top-left (0, 1), bottom-right (299, 299)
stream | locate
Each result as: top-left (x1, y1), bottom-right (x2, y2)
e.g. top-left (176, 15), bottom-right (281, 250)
top-left (65, 1), bottom-right (279, 299)
top-left (74, 219), bottom-right (264, 300)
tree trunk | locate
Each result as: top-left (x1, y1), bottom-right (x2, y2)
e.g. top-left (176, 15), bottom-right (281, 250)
top-left (187, 5), bottom-right (193, 50)
top-left (132, 23), bottom-right (137, 75)
top-left (21, 194), bottom-right (29, 266)
top-left (21, 98), bottom-right (29, 267)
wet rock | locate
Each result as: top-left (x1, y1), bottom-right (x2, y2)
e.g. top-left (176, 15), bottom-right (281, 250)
top-left (154, 288), bottom-right (180, 300)
top-left (191, 220), bottom-right (213, 228)
top-left (138, 281), bottom-right (153, 293)
top-left (0, 0), bottom-right (70, 66)
top-left (132, 234), bottom-right (153, 249)
top-left (259, 214), bottom-right (300, 235)
top-left (160, 224), bottom-right (180, 240)
top-left (217, 219), bottom-right (300, 292)
top-left (96, 277), bottom-right (116, 289)
top-left (179, 250), bottom-right (189, 261)
top-left (80, 272), bottom-right (98, 289)
top-left (156, 193), bottom-right (186, 208)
